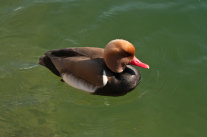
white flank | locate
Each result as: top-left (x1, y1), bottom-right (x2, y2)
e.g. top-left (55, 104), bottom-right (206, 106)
top-left (62, 74), bottom-right (98, 93)
top-left (102, 70), bottom-right (108, 86)
top-left (62, 70), bottom-right (108, 93)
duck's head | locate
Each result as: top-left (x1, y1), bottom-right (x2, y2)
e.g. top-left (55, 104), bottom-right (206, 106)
top-left (104, 39), bottom-right (149, 73)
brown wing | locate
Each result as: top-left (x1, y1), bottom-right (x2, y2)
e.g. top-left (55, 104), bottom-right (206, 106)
top-left (39, 47), bottom-right (105, 87)
top-left (47, 47), bottom-right (104, 59)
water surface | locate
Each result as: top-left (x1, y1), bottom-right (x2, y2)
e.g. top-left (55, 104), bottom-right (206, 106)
top-left (0, 0), bottom-right (207, 136)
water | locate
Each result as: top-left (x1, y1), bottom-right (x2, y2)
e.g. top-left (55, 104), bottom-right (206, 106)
top-left (0, 0), bottom-right (207, 136)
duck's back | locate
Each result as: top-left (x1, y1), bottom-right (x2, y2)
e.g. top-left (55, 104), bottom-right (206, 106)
top-left (39, 47), bottom-right (104, 75)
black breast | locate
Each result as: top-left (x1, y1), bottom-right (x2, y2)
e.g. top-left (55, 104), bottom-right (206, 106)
top-left (94, 65), bottom-right (141, 96)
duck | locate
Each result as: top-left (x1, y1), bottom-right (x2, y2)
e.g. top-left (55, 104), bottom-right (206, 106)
top-left (39, 39), bottom-right (149, 96)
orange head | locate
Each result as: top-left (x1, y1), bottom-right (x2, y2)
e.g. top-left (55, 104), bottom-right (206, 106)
top-left (104, 39), bottom-right (149, 73)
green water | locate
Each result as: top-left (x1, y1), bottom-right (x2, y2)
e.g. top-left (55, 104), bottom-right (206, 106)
top-left (0, 0), bottom-right (207, 136)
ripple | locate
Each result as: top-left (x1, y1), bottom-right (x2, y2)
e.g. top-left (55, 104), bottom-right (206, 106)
top-left (19, 64), bottom-right (39, 70)
top-left (64, 38), bottom-right (79, 45)
top-left (98, 1), bottom-right (206, 22)
top-left (98, 1), bottom-right (176, 20)
top-left (13, 6), bottom-right (24, 12)
top-left (186, 55), bottom-right (207, 65)
top-left (34, 0), bottom-right (78, 3)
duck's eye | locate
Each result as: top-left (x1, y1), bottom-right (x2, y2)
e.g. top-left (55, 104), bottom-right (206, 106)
top-left (121, 62), bottom-right (127, 68)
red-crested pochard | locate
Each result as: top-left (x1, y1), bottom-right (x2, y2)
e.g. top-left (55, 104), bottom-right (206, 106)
top-left (39, 39), bottom-right (149, 96)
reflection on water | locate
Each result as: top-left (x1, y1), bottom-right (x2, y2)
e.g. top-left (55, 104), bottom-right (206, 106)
top-left (0, 0), bottom-right (207, 137)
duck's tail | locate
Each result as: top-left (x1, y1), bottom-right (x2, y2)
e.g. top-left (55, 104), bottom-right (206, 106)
top-left (39, 53), bottom-right (60, 76)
